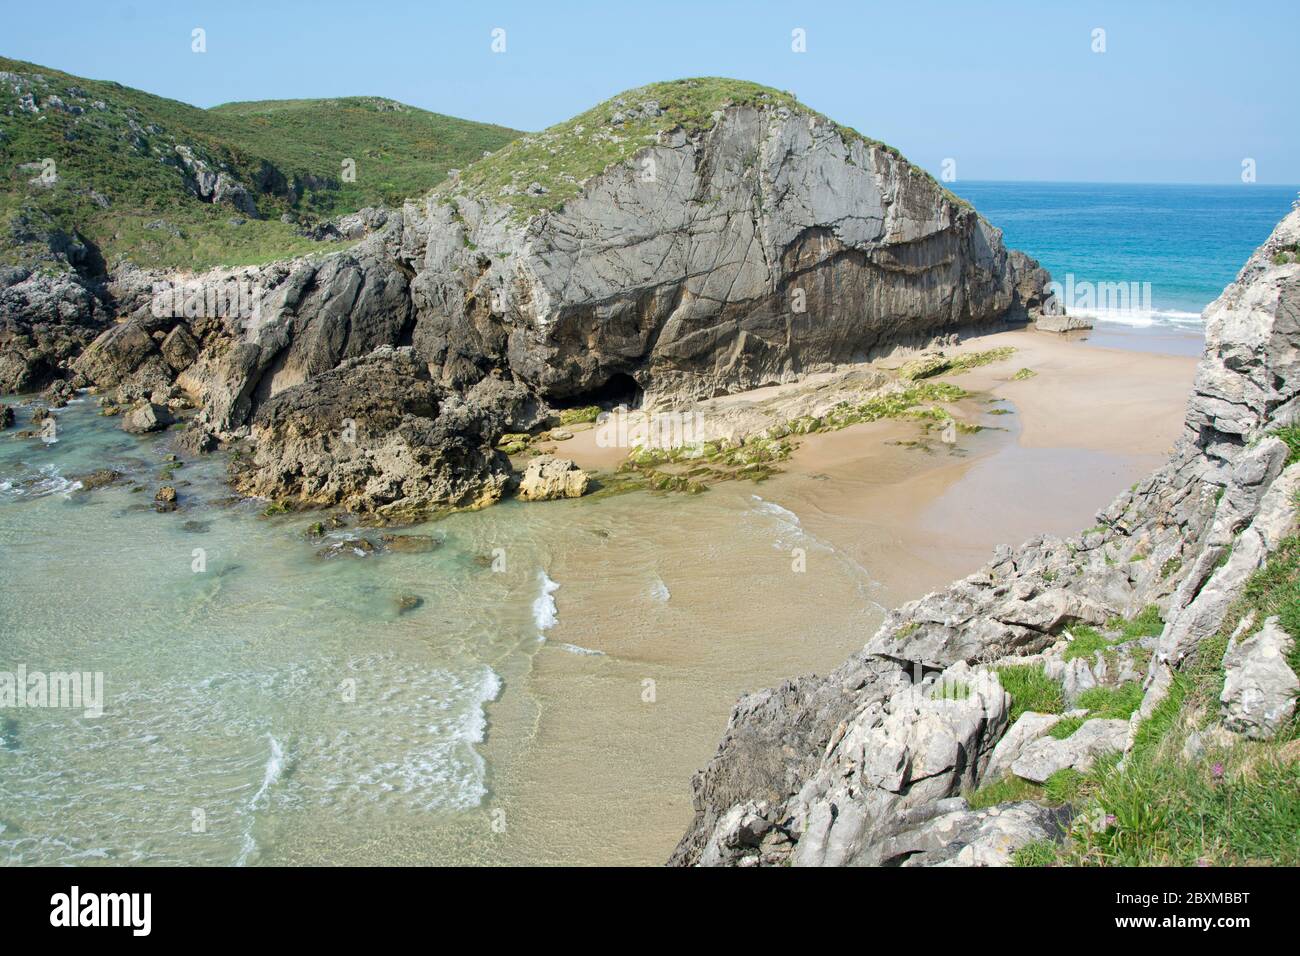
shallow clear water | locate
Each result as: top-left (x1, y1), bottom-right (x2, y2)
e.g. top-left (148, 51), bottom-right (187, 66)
top-left (0, 398), bottom-right (882, 865)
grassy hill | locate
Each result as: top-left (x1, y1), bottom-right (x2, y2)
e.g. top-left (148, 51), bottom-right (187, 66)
top-left (210, 97), bottom-right (516, 216)
top-left (438, 77), bottom-right (956, 222)
top-left (0, 57), bottom-right (520, 273)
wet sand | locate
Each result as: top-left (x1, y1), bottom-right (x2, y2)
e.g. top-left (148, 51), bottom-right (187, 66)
top-left (484, 322), bottom-right (1201, 865)
top-left (767, 324), bottom-right (1198, 600)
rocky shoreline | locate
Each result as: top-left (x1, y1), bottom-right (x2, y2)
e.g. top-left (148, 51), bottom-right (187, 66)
top-left (670, 209), bottom-right (1300, 867)
top-left (5, 86), bottom-right (1058, 522)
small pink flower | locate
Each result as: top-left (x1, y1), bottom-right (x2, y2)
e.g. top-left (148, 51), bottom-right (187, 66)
top-left (1105, 814), bottom-right (1117, 827)
top-left (1212, 762), bottom-right (1225, 779)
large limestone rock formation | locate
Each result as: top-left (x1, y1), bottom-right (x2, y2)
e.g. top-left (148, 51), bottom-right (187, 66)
top-left (61, 80), bottom-right (1050, 517)
top-left (672, 207), bottom-right (1300, 867)
top-left (230, 346), bottom-right (513, 519)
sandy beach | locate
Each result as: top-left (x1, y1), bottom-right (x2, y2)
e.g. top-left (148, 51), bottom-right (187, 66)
top-left (482, 322), bottom-right (1201, 864)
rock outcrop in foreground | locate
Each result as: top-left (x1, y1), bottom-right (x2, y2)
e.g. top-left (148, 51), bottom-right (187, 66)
top-left (53, 79), bottom-right (1052, 516)
top-left (672, 208), bottom-right (1300, 867)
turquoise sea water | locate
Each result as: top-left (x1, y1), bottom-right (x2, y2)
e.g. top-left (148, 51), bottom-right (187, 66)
top-left (952, 181), bottom-right (1299, 322)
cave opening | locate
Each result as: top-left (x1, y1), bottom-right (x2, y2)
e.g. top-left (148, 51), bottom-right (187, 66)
top-left (554, 372), bottom-right (644, 410)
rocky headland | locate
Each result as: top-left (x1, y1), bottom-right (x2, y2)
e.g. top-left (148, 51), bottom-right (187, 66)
top-left (6, 78), bottom-right (1059, 519)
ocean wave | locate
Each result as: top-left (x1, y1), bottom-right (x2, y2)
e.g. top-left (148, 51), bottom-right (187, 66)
top-left (1069, 307), bottom-right (1204, 328)
top-left (532, 570), bottom-right (560, 641)
top-left (0, 464), bottom-right (82, 500)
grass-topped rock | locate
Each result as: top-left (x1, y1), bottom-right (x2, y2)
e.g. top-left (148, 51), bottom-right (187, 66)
top-left (436, 77), bottom-right (960, 222)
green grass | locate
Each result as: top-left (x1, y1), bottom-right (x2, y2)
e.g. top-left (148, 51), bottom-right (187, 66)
top-left (1064, 607), bottom-right (1163, 662)
top-left (997, 665), bottom-right (1065, 723)
top-left (1062, 625), bottom-right (1112, 662)
top-left (1109, 605), bottom-right (1165, 641)
top-left (438, 77), bottom-right (966, 222)
top-left (210, 97), bottom-right (518, 214)
top-left (1274, 424), bottom-right (1300, 467)
top-left (1048, 715), bottom-right (1086, 739)
top-left (1076, 683), bottom-right (1144, 721)
top-left (966, 774), bottom-right (1043, 810)
top-left (1012, 840), bottom-right (1061, 866)
top-left (1011, 368), bottom-right (1037, 381)
top-left (0, 56), bottom-right (519, 271)
top-left (1035, 535), bottom-right (1300, 866)
top-left (1236, 534), bottom-right (1300, 673)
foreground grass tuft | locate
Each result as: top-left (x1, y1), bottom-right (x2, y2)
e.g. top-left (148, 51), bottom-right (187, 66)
top-left (997, 665), bottom-right (1064, 723)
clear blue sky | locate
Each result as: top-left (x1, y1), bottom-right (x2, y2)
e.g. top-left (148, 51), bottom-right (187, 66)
top-left (5, 0), bottom-right (1297, 183)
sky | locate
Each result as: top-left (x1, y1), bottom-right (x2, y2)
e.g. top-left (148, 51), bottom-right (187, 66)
top-left (4, 0), bottom-right (1298, 184)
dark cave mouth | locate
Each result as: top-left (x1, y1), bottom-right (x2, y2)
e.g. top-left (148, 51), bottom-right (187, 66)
top-left (552, 372), bottom-right (644, 410)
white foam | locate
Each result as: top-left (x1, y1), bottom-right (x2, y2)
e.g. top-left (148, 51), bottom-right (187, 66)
top-left (235, 734), bottom-right (285, 866)
top-left (750, 494), bottom-right (801, 526)
top-left (1068, 307), bottom-right (1204, 328)
top-left (251, 735), bottom-right (286, 808)
top-left (556, 642), bottom-right (605, 656)
top-left (532, 569), bottom-right (560, 641)
top-left (0, 465), bottom-right (81, 499)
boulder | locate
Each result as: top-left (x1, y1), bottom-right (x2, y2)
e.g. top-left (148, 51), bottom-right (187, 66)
top-left (1035, 313), bottom-right (1093, 333)
top-left (159, 324), bottom-right (200, 371)
top-left (516, 456), bottom-right (590, 501)
top-left (153, 485), bottom-right (177, 513)
top-left (121, 402), bottom-right (172, 434)
top-left (0, 405), bottom-right (12, 429)
top-left (1220, 616), bottom-right (1298, 740)
top-left (1009, 718), bottom-right (1129, 783)
top-left (73, 468), bottom-right (123, 491)
top-left (877, 800), bottom-right (1069, 867)
top-left (379, 533), bottom-right (440, 554)
top-left (984, 712), bottom-right (1064, 782)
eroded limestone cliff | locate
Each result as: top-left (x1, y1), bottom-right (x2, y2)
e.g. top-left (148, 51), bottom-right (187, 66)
top-left (49, 82), bottom-right (1050, 516)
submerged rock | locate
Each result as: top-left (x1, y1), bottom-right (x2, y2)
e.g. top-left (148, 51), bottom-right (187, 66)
top-left (73, 468), bottom-right (123, 491)
top-left (379, 533), bottom-right (440, 554)
top-left (153, 485), bottom-right (177, 512)
top-left (315, 536), bottom-right (377, 560)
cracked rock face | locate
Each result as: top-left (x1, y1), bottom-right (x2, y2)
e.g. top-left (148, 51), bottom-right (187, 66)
top-left (231, 346), bottom-right (511, 519)
top-left (0, 267), bottom-right (108, 393)
top-left (673, 208), bottom-right (1300, 867)
top-left (433, 106), bottom-right (1042, 408)
top-left (1220, 616), bottom-right (1299, 739)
